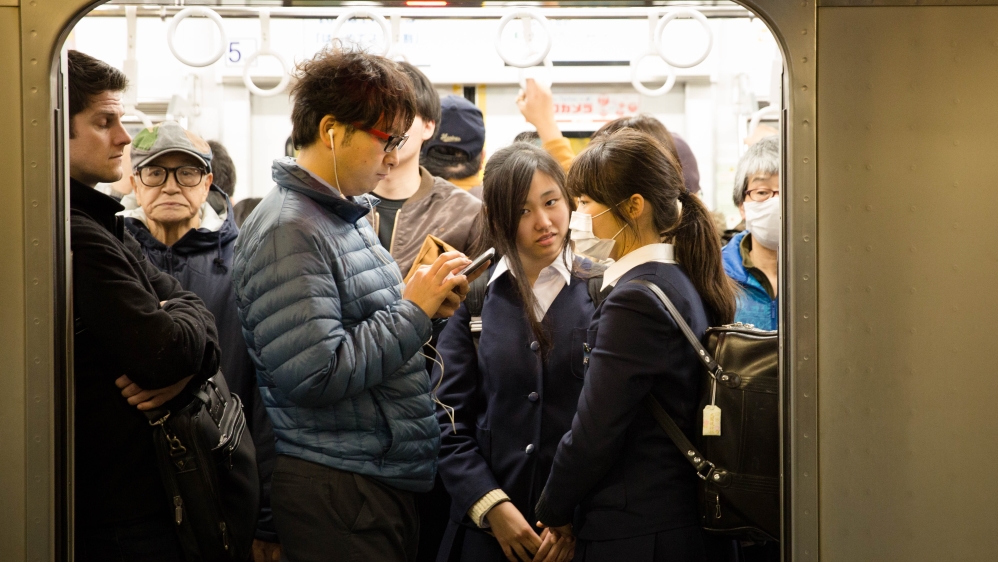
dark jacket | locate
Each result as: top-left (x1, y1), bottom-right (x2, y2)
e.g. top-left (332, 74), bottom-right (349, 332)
top-left (121, 186), bottom-right (279, 542)
top-left (70, 179), bottom-right (221, 528)
top-left (232, 158), bottom-right (439, 493)
top-left (434, 264), bottom-right (595, 560)
top-left (535, 262), bottom-right (708, 542)
top-left (368, 166), bottom-right (482, 278)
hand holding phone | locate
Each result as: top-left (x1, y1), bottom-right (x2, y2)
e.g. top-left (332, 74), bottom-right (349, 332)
top-left (460, 247), bottom-right (496, 277)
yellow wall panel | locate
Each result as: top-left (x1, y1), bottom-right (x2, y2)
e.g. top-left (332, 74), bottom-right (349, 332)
top-left (0, 7), bottom-right (25, 559)
top-left (818, 6), bottom-right (998, 560)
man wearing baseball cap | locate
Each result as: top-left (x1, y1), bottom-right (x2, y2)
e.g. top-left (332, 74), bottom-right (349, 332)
top-left (421, 95), bottom-right (487, 197)
top-left (68, 52), bottom-right (220, 561)
top-left (117, 120), bottom-right (281, 560)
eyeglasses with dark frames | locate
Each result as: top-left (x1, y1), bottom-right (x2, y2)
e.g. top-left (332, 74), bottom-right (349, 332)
top-left (136, 165), bottom-right (207, 188)
top-left (352, 123), bottom-right (408, 153)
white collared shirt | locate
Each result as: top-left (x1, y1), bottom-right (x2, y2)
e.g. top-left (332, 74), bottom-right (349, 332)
top-left (488, 250), bottom-right (574, 321)
top-left (601, 243), bottom-right (677, 291)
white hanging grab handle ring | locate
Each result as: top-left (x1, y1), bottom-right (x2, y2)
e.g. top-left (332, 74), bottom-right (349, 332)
top-left (243, 10), bottom-right (291, 97)
top-left (330, 10), bottom-right (392, 57)
top-left (166, 6), bottom-right (228, 68)
top-left (495, 10), bottom-right (552, 69)
top-left (387, 14), bottom-right (410, 63)
top-left (654, 8), bottom-right (713, 69)
top-left (630, 52), bottom-right (677, 97)
top-left (748, 105), bottom-right (781, 137)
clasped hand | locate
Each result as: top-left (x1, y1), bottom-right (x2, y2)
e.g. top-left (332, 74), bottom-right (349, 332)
top-left (486, 501), bottom-right (575, 562)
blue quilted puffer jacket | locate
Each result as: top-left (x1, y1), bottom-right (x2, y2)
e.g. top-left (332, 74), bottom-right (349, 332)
top-left (232, 157), bottom-right (439, 493)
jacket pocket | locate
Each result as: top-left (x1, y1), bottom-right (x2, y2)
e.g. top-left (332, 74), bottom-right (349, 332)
top-left (571, 328), bottom-right (588, 380)
top-left (370, 392), bottom-right (395, 457)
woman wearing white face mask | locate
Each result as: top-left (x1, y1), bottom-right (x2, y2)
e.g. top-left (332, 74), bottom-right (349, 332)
top-left (722, 135), bottom-right (780, 331)
top-left (534, 129), bottom-right (737, 562)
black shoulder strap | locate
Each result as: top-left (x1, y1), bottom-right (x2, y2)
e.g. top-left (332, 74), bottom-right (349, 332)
top-left (629, 279), bottom-right (723, 381)
top-left (465, 274), bottom-right (488, 335)
top-left (628, 279), bottom-right (727, 484)
top-left (587, 276), bottom-right (610, 307)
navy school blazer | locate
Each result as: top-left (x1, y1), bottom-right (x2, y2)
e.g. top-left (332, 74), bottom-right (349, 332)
top-left (433, 267), bottom-right (597, 531)
top-left (534, 261), bottom-right (711, 541)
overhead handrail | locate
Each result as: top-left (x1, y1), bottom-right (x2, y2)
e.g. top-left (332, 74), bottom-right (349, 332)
top-left (387, 14), bottom-right (410, 63)
top-left (494, 9), bottom-right (552, 69)
top-left (654, 8), bottom-right (713, 69)
top-left (330, 9), bottom-right (392, 57)
top-left (631, 12), bottom-right (676, 97)
top-left (242, 10), bottom-right (291, 97)
top-left (123, 6), bottom-right (153, 129)
top-left (166, 6), bottom-right (228, 67)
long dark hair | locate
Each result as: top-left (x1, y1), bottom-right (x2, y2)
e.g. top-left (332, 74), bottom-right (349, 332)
top-left (480, 142), bottom-right (572, 352)
top-left (568, 129), bottom-right (736, 324)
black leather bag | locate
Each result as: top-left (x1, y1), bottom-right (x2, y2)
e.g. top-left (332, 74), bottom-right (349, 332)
top-left (630, 280), bottom-right (780, 543)
top-left (146, 373), bottom-right (260, 561)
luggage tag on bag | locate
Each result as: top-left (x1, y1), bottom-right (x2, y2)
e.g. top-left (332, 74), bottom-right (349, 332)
top-left (703, 377), bottom-right (721, 436)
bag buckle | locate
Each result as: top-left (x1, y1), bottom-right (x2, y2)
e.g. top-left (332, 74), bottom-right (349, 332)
top-left (688, 450), bottom-right (716, 481)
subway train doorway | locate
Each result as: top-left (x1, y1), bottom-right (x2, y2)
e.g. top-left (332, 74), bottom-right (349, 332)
top-left (12, 1), bottom-right (820, 561)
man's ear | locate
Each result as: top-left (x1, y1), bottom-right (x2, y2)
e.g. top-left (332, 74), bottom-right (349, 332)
top-left (422, 120), bottom-right (436, 142)
top-left (318, 115), bottom-right (338, 149)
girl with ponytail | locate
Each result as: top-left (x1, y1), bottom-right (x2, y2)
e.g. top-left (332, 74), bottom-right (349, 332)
top-left (534, 128), bottom-right (735, 561)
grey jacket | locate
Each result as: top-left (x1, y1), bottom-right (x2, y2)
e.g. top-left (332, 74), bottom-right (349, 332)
top-left (370, 167), bottom-right (482, 277)
top-left (232, 157), bottom-right (440, 493)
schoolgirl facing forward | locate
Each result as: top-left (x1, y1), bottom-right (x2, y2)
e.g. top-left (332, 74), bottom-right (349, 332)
top-left (534, 129), bottom-right (737, 562)
top-left (434, 143), bottom-right (598, 562)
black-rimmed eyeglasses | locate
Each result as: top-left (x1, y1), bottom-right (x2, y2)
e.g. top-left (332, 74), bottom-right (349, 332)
top-left (136, 165), bottom-right (207, 188)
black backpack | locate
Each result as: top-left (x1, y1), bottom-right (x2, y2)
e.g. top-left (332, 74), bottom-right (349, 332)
top-left (146, 373), bottom-right (260, 561)
top-left (630, 279), bottom-right (780, 543)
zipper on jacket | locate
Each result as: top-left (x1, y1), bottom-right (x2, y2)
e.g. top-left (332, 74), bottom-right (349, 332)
top-left (173, 495), bottom-right (183, 525)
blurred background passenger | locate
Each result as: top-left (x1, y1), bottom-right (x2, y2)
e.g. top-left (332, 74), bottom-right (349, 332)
top-left (371, 62), bottom-right (481, 279)
top-left (421, 94), bottom-right (486, 197)
top-left (535, 129), bottom-right (736, 562)
top-left (723, 134), bottom-right (780, 331)
top-left (434, 143), bottom-right (594, 562)
top-left (592, 114), bottom-right (700, 195)
top-left (117, 121), bottom-right (281, 560)
top-left (513, 130), bottom-right (542, 146)
top-left (67, 50), bottom-right (220, 562)
top-left (207, 139), bottom-right (237, 199)
top-left (233, 197), bottom-right (262, 228)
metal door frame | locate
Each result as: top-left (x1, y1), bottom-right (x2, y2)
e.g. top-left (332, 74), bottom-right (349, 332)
top-left (1, 1), bottom-right (819, 560)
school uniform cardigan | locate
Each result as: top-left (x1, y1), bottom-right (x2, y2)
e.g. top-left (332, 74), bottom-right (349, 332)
top-left (433, 266), bottom-right (596, 560)
top-left (535, 261), bottom-right (711, 541)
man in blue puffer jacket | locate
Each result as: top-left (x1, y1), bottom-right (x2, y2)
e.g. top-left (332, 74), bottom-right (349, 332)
top-left (231, 47), bottom-right (478, 562)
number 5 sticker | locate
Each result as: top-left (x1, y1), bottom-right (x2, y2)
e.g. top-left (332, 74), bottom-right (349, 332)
top-left (225, 39), bottom-right (257, 67)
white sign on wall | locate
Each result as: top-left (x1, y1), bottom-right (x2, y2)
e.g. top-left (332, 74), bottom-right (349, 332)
top-left (551, 93), bottom-right (641, 122)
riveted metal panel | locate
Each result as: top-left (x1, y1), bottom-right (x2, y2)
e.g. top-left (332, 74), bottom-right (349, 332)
top-left (18, 0), bottom-right (101, 560)
top-left (740, 1), bottom-right (819, 560)
top-left (817, 6), bottom-right (998, 560)
top-left (0, 7), bottom-right (25, 559)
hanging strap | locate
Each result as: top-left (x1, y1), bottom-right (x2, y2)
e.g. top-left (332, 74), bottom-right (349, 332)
top-left (629, 279), bottom-right (724, 382)
top-left (629, 279), bottom-right (728, 484)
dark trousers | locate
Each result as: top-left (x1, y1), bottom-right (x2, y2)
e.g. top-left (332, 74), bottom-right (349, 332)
top-left (415, 475), bottom-right (451, 562)
top-left (75, 513), bottom-right (184, 562)
top-left (272, 455), bottom-right (419, 562)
